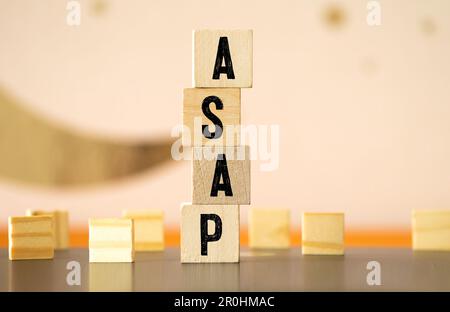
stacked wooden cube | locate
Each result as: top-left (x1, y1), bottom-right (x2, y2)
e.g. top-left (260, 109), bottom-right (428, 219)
top-left (181, 30), bottom-right (253, 263)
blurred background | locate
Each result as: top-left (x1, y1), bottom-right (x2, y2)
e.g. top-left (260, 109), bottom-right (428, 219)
top-left (0, 0), bottom-right (449, 247)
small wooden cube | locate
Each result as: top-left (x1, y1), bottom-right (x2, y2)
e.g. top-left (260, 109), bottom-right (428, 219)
top-left (89, 219), bottom-right (134, 263)
top-left (248, 208), bottom-right (290, 249)
top-left (412, 210), bottom-right (450, 251)
top-left (302, 213), bottom-right (344, 255)
top-left (26, 210), bottom-right (69, 249)
top-left (194, 29), bottom-right (253, 88)
top-left (181, 204), bottom-right (239, 263)
top-left (122, 210), bottom-right (164, 251)
top-left (193, 146), bottom-right (250, 205)
top-left (8, 216), bottom-right (54, 260)
top-left (183, 88), bottom-right (241, 146)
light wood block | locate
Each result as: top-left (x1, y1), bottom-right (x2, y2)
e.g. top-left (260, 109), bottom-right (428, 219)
top-left (193, 146), bottom-right (250, 205)
top-left (412, 210), bottom-right (450, 251)
top-left (89, 218), bottom-right (134, 263)
top-left (8, 216), bottom-right (54, 260)
top-left (181, 204), bottom-right (239, 263)
top-left (302, 213), bottom-right (344, 255)
top-left (193, 29), bottom-right (253, 88)
top-left (26, 210), bottom-right (69, 249)
top-left (122, 210), bottom-right (164, 251)
top-left (183, 88), bottom-right (241, 146)
top-left (248, 208), bottom-right (290, 249)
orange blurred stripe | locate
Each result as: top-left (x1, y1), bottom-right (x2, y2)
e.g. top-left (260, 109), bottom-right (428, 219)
top-left (0, 228), bottom-right (411, 248)
top-left (0, 232), bottom-right (6, 248)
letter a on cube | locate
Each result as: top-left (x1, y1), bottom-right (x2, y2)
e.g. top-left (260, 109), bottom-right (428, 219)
top-left (194, 30), bottom-right (253, 88)
top-left (192, 146), bottom-right (250, 205)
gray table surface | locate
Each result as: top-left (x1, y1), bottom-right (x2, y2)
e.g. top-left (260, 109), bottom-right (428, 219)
top-left (1, 248), bottom-right (450, 291)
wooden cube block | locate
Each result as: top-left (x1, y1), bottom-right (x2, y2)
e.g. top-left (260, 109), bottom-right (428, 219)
top-left (183, 88), bottom-right (241, 146)
top-left (8, 216), bottom-right (54, 260)
top-left (302, 213), bottom-right (344, 255)
top-left (193, 29), bottom-right (253, 88)
top-left (89, 219), bottom-right (134, 263)
top-left (248, 208), bottom-right (290, 249)
top-left (412, 210), bottom-right (450, 251)
top-left (181, 204), bottom-right (239, 263)
top-left (26, 210), bottom-right (69, 249)
top-left (122, 210), bottom-right (164, 251)
top-left (193, 146), bottom-right (250, 205)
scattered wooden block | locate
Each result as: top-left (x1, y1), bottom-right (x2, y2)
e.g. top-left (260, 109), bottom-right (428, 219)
top-left (248, 208), bottom-right (290, 249)
top-left (302, 213), bottom-right (344, 255)
top-left (412, 210), bottom-right (450, 251)
top-left (183, 88), bottom-right (241, 146)
top-left (193, 29), bottom-right (253, 88)
top-left (26, 210), bottom-right (69, 249)
top-left (8, 216), bottom-right (54, 260)
top-left (181, 204), bottom-right (239, 263)
top-left (89, 218), bottom-right (134, 263)
top-left (192, 146), bottom-right (250, 205)
top-left (122, 210), bottom-right (164, 251)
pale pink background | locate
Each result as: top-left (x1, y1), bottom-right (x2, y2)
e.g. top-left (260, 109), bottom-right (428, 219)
top-left (0, 0), bottom-right (449, 231)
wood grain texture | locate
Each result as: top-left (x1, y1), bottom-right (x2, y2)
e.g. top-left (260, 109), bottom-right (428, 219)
top-left (412, 210), bottom-right (450, 251)
top-left (181, 204), bottom-right (239, 263)
top-left (302, 213), bottom-right (345, 255)
top-left (248, 208), bottom-right (290, 249)
top-left (122, 210), bottom-right (164, 251)
top-left (89, 218), bottom-right (134, 263)
top-left (26, 210), bottom-right (69, 249)
top-left (192, 146), bottom-right (250, 205)
top-left (193, 30), bottom-right (253, 88)
top-left (183, 88), bottom-right (241, 146)
top-left (8, 216), bottom-right (54, 260)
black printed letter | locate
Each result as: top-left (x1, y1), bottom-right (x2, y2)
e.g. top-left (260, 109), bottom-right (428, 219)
top-left (212, 37), bottom-right (235, 80)
top-left (200, 214), bottom-right (222, 256)
top-left (202, 96), bottom-right (223, 139)
top-left (210, 154), bottom-right (233, 197)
